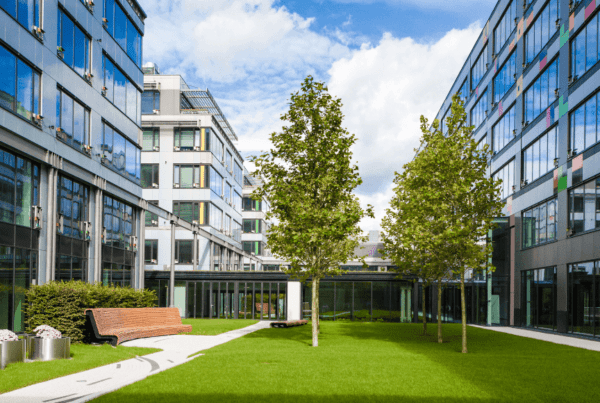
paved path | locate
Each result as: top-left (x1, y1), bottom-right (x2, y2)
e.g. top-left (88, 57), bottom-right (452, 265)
top-left (0, 321), bottom-right (272, 403)
top-left (471, 325), bottom-right (600, 352)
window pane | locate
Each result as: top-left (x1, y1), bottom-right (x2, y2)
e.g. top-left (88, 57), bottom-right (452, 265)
top-left (74, 26), bottom-right (87, 76)
top-left (180, 166), bottom-right (193, 188)
top-left (61, 91), bottom-right (73, 139)
top-left (61, 13), bottom-right (74, 67)
top-left (126, 140), bottom-right (136, 178)
top-left (16, 59), bottom-right (32, 120)
top-left (114, 68), bottom-right (127, 112)
top-left (141, 165), bottom-right (152, 188)
top-left (585, 97), bottom-right (597, 149)
top-left (104, 57), bottom-right (114, 102)
top-left (73, 101), bottom-right (85, 147)
top-left (15, 158), bottom-right (32, 227)
top-left (126, 80), bottom-right (137, 121)
top-left (586, 17), bottom-right (598, 71)
top-left (141, 92), bottom-right (154, 114)
top-left (115, 3), bottom-right (127, 50)
top-left (574, 107), bottom-right (585, 153)
top-left (113, 132), bottom-right (125, 172)
top-left (0, 45), bottom-right (16, 111)
top-left (127, 21), bottom-right (139, 64)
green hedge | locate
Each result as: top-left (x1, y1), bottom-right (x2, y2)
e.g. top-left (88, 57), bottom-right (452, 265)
top-left (25, 281), bottom-right (156, 343)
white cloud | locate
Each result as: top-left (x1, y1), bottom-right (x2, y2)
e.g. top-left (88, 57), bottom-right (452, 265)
top-left (331, 0), bottom-right (496, 10)
top-left (327, 24), bottom-right (482, 231)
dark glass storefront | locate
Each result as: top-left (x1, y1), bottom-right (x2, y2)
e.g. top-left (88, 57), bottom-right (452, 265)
top-left (146, 279), bottom-right (287, 320)
top-left (302, 281), bottom-right (413, 323)
top-left (521, 267), bottom-right (557, 331)
top-left (101, 195), bottom-right (136, 287)
top-left (418, 279), bottom-right (488, 325)
top-left (0, 147), bottom-right (39, 331)
top-left (568, 261), bottom-right (600, 337)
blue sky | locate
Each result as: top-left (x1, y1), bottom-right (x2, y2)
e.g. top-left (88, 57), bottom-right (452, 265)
top-left (141, 0), bottom-right (496, 231)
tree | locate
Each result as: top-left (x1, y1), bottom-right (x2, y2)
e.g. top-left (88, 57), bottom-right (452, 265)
top-left (382, 93), bottom-right (502, 351)
top-left (251, 76), bottom-right (373, 347)
top-left (432, 94), bottom-right (503, 353)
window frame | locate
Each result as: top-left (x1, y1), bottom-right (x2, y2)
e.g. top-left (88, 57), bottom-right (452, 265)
top-left (471, 46), bottom-right (488, 90)
top-left (141, 90), bottom-right (160, 115)
top-left (56, 87), bottom-right (91, 153)
top-left (568, 177), bottom-right (600, 235)
top-left (142, 128), bottom-right (159, 151)
top-left (172, 201), bottom-right (209, 225)
top-left (522, 197), bottom-right (558, 248)
top-left (173, 164), bottom-right (208, 189)
top-left (141, 164), bottom-right (159, 189)
top-left (470, 88), bottom-right (488, 129)
top-left (492, 102), bottom-right (516, 153)
top-left (175, 240), bottom-right (193, 265)
top-left (102, 0), bottom-right (143, 67)
top-left (57, 7), bottom-right (91, 80)
top-left (101, 121), bottom-right (141, 184)
top-left (492, 159), bottom-right (515, 200)
top-left (144, 239), bottom-right (158, 264)
top-left (523, 56), bottom-right (559, 125)
top-left (493, 0), bottom-right (517, 54)
top-left (522, 125), bottom-right (558, 184)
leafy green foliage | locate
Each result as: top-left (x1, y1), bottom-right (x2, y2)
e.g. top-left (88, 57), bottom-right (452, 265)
top-left (25, 281), bottom-right (156, 343)
top-left (381, 94), bottom-right (503, 347)
top-left (251, 76), bottom-right (373, 346)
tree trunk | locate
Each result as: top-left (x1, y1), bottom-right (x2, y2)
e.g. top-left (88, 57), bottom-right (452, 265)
top-left (437, 279), bottom-right (442, 344)
top-left (422, 283), bottom-right (427, 335)
top-left (316, 278), bottom-right (320, 334)
top-left (312, 277), bottom-right (319, 347)
top-left (460, 270), bottom-right (468, 353)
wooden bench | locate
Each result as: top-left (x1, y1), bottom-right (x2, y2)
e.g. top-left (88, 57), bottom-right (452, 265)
top-left (85, 308), bottom-right (192, 346)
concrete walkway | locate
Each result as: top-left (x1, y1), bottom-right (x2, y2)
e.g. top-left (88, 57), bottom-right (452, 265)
top-left (0, 321), bottom-right (272, 403)
top-left (471, 325), bottom-right (600, 352)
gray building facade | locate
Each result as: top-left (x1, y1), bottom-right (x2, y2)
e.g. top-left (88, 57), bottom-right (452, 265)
top-left (434, 0), bottom-right (600, 336)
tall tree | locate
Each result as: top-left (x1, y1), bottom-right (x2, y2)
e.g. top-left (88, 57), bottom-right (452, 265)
top-left (251, 76), bottom-right (373, 347)
top-left (433, 94), bottom-right (503, 353)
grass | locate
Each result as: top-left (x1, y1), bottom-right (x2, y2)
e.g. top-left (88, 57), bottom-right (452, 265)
top-left (0, 344), bottom-right (160, 394)
top-left (181, 319), bottom-right (259, 335)
top-left (93, 322), bottom-right (600, 402)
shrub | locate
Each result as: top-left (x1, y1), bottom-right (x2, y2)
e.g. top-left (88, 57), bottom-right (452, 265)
top-left (25, 281), bottom-right (156, 343)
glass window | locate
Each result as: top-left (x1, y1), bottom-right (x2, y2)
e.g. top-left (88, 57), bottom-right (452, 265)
top-left (145, 200), bottom-right (159, 227)
top-left (494, 1), bottom-right (516, 53)
top-left (103, 54), bottom-right (140, 124)
top-left (103, 195), bottom-right (136, 250)
top-left (492, 159), bottom-right (514, 200)
top-left (1, 0), bottom-right (39, 30)
top-left (211, 135), bottom-right (224, 162)
top-left (523, 198), bottom-right (557, 248)
top-left (570, 92), bottom-right (600, 155)
top-left (210, 167), bottom-right (223, 196)
top-left (175, 240), bottom-right (193, 264)
top-left (114, 67), bottom-right (127, 113)
top-left (493, 51), bottom-right (516, 104)
top-left (211, 205), bottom-right (223, 230)
top-left (101, 123), bottom-right (141, 184)
top-left (226, 151), bottom-right (233, 172)
top-left (142, 129), bottom-right (159, 151)
top-left (57, 9), bottom-right (90, 78)
top-left (523, 127), bottom-right (558, 184)
top-left (242, 241), bottom-right (263, 256)
top-left (569, 178), bottom-right (600, 234)
top-left (233, 191), bottom-right (242, 212)
top-left (103, 0), bottom-right (142, 67)
top-left (571, 12), bottom-right (600, 80)
top-left (0, 44), bottom-right (40, 121)
top-left (103, 0), bottom-right (114, 35)
top-left (458, 78), bottom-right (469, 103)
top-left (56, 88), bottom-right (90, 151)
top-left (114, 2), bottom-right (127, 51)
top-left (57, 175), bottom-right (88, 239)
top-left (144, 240), bottom-right (158, 264)
top-left (471, 89), bottom-right (487, 129)
top-left (174, 165), bottom-right (207, 188)
top-left (126, 81), bottom-right (137, 122)
top-left (471, 46), bottom-right (488, 90)
top-left (232, 220), bottom-right (241, 242)
top-left (234, 162), bottom-right (243, 184)
top-left (141, 164), bottom-right (159, 188)
top-left (173, 201), bottom-right (209, 225)
top-left (524, 58), bottom-right (559, 124)
top-left (568, 262), bottom-right (597, 336)
top-left (174, 129), bottom-right (201, 151)
top-left (142, 91), bottom-right (160, 114)
top-left (492, 103), bottom-right (516, 152)
top-left (521, 267), bottom-right (556, 330)
top-left (525, 0), bottom-right (560, 64)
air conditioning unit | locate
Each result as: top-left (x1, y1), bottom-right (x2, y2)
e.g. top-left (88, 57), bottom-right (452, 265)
top-left (192, 220), bottom-right (199, 225)
top-left (521, 179), bottom-right (529, 187)
top-left (151, 259), bottom-right (157, 264)
top-left (228, 201), bottom-right (232, 206)
top-left (78, 221), bottom-right (92, 241)
top-left (554, 158), bottom-right (559, 168)
top-left (153, 109), bottom-right (159, 114)
top-left (554, 88), bottom-right (560, 98)
top-left (174, 183), bottom-right (180, 188)
top-left (512, 129), bottom-right (517, 136)
top-left (174, 259), bottom-right (179, 264)
top-left (220, 228), bottom-right (224, 232)
top-left (220, 193), bottom-right (224, 198)
top-left (101, 86), bottom-right (107, 96)
top-left (568, 149), bottom-right (577, 158)
top-left (567, 228), bottom-right (575, 237)
top-left (151, 220), bottom-right (158, 225)
top-left (193, 146), bottom-right (201, 151)
top-left (152, 183), bottom-right (159, 188)
top-left (82, 144), bottom-right (92, 155)
top-left (193, 183), bottom-right (200, 188)
top-left (174, 146), bottom-right (180, 151)
top-left (153, 145), bottom-right (159, 151)
top-left (511, 185), bottom-right (516, 193)
top-left (555, 18), bottom-right (561, 29)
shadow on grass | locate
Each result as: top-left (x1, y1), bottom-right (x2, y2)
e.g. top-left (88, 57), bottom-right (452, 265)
top-left (99, 392), bottom-right (498, 403)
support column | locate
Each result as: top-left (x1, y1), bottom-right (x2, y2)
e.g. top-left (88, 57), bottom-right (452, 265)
top-left (209, 240), bottom-right (213, 271)
top-left (169, 220), bottom-right (176, 308)
top-left (138, 209), bottom-right (146, 289)
top-left (94, 188), bottom-right (103, 283)
top-left (45, 166), bottom-right (57, 283)
top-left (192, 228), bottom-right (198, 271)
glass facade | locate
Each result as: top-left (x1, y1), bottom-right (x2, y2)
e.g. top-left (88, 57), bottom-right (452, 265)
top-left (103, 195), bottom-right (135, 250)
top-left (102, 54), bottom-right (141, 125)
top-left (471, 89), bottom-right (487, 129)
top-left (521, 267), bottom-right (556, 330)
top-left (234, 162), bottom-right (243, 184)
top-left (56, 88), bottom-right (90, 152)
top-left (524, 58), bottom-right (558, 124)
top-left (493, 51), bottom-right (516, 104)
top-left (569, 91), bottom-right (600, 155)
top-left (525, 0), bottom-right (560, 64)
top-left (57, 175), bottom-right (89, 239)
top-left (571, 9), bottom-right (600, 81)
top-left (0, 0), bottom-right (40, 30)
top-left (0, 246), bottom-right (37, 332)
top-left (522, 198), bottom-right (557, 248)
top-left (568, 178), bottom-right (600, 234)
top-left (0, 148), bottom-right (40, 227)
top-left (568, 261), bottom-right (600, 337)
top-left (57, 8), bottom-right (90, 78)
top-left (101, 122), bottom-right (141, 184)
top-left (103, 0), bottom-right (143, 66)
top-left (492, 103), bottom-right (516, 152)
top-left (471, 47), bottom-right (488, 90)
top-left (494, 0), bottom-right (516, 53)
top-left (0, 43), bottom-right (41, 122)
top-left (523, 126), bottom-right (558, 184)
top-left (492, 159), bottom-right (514, 200)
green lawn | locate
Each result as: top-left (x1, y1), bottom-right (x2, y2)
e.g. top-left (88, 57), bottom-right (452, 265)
top-left (181, 319), bottom-right (259, 335)
top-left (0, 344), bottom-right (159, 394)
top-left (93, 322), bottom-right (600, 402)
